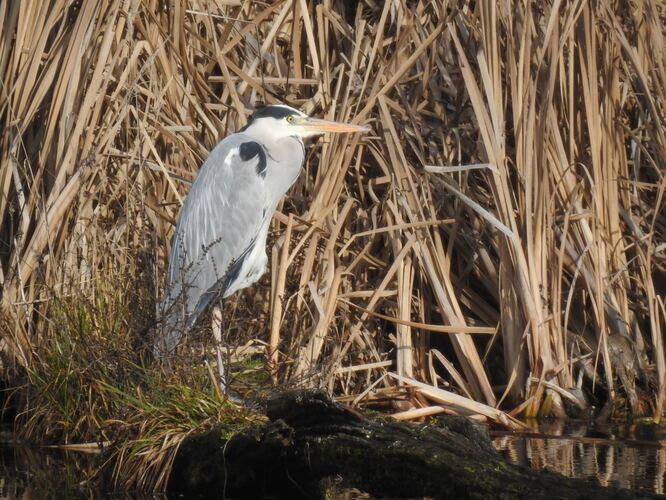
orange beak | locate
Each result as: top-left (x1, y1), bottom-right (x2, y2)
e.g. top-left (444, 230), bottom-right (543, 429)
top-left (295, 116), bottom-right (370, 134)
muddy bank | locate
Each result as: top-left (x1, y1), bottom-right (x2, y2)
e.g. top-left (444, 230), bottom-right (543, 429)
top-left (169, 390), bottom-right (658, 499)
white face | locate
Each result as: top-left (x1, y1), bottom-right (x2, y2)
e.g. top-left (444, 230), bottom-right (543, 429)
top-left (246, 105), bottom-right (369, 141)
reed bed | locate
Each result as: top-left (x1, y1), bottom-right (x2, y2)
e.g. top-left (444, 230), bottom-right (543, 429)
top-left (1, 0), bottom-right (665, 491)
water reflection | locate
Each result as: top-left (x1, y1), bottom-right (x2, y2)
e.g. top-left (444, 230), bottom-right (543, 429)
top-left (492, 420), bottom-right (666, 495)
top-left (0, 444), bottom-right (97, 499)
top-left (0, 444), bottom-right (165, 500)
top-left (3, 421), bottom-right (665, 497)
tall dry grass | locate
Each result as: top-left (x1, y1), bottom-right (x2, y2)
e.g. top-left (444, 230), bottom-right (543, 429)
top-left (1, 0), bottom-right (665, 478)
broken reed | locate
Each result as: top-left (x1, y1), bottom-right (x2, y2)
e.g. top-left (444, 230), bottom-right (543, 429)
top-left (1, 0), bottom-right (665, 452)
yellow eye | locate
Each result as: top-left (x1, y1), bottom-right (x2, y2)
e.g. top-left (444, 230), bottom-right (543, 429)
top-left (286, 115), bottom-right (295, 123)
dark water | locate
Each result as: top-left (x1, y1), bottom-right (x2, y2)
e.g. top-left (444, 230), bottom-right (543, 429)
top-left (0, 441), bottom-right (164, 500)
top-left (492, 420), bottom-right (666, 495)
top-left (2, 421), bottom-right (665, 497)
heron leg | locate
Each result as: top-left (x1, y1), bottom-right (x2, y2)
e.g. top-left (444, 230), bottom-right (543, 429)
top-left (212, 305), bottom-right (227, 393)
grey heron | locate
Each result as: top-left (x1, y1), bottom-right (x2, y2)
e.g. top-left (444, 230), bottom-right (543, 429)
top-left (156, 104), bottom-right (369, 390)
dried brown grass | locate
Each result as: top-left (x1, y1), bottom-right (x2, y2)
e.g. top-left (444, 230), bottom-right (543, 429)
top-left (1, 0), bottom-right (665, 473)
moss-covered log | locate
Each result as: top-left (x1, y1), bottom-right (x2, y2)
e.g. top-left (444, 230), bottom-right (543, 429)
top-left (168, 390), bottom-right (659, 499)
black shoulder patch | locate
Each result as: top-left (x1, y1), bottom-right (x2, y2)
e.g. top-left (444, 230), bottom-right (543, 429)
top-left (239, 141), bottom-right (267, 178)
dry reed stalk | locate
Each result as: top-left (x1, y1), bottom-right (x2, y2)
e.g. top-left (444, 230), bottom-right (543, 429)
top-left (1, 2), bottom-right (666, 489)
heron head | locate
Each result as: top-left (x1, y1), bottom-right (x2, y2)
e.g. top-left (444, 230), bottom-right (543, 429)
top-left (242, 104), bottom-right (370, 140)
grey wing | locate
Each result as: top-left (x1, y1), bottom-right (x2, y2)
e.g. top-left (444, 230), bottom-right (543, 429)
top-left (158, 135), bottom-right (269, 354)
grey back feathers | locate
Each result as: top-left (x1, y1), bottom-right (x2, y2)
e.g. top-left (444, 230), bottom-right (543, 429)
top-left (157, 106), bottom-right (305, 356)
